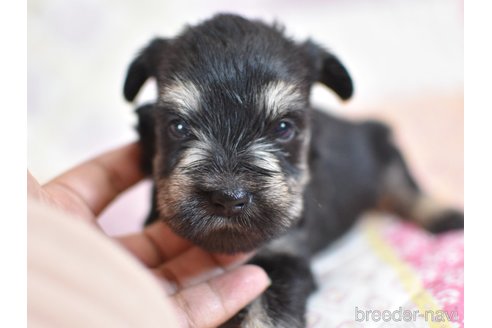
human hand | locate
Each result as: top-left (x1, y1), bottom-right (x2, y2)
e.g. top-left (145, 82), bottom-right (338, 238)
top-left (27, 142), bottom-right (270, 328)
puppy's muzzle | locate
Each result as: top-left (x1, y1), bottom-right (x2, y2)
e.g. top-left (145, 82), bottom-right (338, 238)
top-left (208, 188), bottom-right (252, 217)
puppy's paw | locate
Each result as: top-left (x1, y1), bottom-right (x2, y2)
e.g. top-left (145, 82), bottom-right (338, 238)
top-left (220, 299), bottom-right (274, 328)
top-left (219, 310), bottom-right (246, 328)
top-left (221, 253), bottom-right (313, 328)
top-left (220, 297), bottom-right (296, 328)
top-left (426, 209), bottom-right (464, 234)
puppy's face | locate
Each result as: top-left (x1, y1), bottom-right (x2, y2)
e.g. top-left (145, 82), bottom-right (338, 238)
top-left (124, 14), bottom-right (353, 253)
top-left (153, 79), bottom-right (311, 253)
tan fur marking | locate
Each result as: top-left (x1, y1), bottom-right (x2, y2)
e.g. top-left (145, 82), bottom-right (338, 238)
top-left (380, 162), bottom-right (449, 227)
top-left (261, 81), bottom-right (304, 118)
top-left (248, 142), bottom-right (282, 173)
top-left (241, 298), bottom-right (275, 328)
top-left (160, 80), bottom-right (201, 114)
top-left (411, 195), bottom-right (449, 226)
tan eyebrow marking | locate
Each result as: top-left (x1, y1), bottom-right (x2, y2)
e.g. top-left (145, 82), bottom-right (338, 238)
top-left (261, 81), bottom-right (305, 117)
top-left (160, 80), bottom-right (201, 114)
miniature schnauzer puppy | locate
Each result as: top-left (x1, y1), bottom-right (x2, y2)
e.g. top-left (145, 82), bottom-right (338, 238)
top-left (123, 14), bottom-right (463, 328)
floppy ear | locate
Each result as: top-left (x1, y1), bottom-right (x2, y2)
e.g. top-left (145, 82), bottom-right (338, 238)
top-left (303, 40), bottom-right (354, 100)
top-left (123, 38), bottom-right (168, 102)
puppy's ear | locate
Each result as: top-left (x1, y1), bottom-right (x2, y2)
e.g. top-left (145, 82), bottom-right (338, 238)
top-left (303, 40), bottom-right (353, 100)
top-left (123, 38), bottom-right (168, 102)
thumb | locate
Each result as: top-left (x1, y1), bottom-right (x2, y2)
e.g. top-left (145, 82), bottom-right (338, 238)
top-left (171, 264), bottom-right (271, 328)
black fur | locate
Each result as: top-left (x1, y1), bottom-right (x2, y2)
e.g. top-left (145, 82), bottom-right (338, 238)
top-left (135, 103), bottom-right (156, 175)
top-left (426, 209), bottom-right (465, 234)
top-left (123, 14), bottom-right (463, 327)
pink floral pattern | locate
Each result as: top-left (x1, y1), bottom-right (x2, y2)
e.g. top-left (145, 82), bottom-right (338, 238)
top-left (307, 216), bottom-right (464, 328)
top-left (384, 221), bottom-right (464, 326)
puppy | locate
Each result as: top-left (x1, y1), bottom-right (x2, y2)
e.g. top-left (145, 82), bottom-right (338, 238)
top-left (123, 14), bottom-right (463, 328)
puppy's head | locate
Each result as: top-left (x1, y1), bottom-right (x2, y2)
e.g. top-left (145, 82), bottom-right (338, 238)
top-left (124, 14), bottom-right (353, 253)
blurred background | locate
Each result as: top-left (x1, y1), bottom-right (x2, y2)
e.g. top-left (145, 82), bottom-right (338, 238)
top-left (28, 0), bottom-right (463, 235)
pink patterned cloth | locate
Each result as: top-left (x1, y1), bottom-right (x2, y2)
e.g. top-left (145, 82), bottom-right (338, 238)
top-left (307, 216), bottom-right (464, 328)
top-left (384, 222), bottom-right (464, 326)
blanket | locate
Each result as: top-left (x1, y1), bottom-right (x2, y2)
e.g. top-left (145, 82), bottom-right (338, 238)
top-left (308, 215), bottom-right (464, 328)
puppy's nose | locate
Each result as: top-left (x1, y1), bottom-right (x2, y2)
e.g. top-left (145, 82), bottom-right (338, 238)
top-left (210, 189), bottom-right (251, 217)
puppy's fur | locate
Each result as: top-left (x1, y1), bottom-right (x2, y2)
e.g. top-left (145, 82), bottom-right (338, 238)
top-left (123, 14), bottom-right (463, 328)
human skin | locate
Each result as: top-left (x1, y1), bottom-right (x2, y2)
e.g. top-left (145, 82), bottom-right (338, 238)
top-left (27, 142), bottom-right (270, 328)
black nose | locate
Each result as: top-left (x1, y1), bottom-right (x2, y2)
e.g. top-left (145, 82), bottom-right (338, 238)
top-left (210, 189), bottom-right (251, 217)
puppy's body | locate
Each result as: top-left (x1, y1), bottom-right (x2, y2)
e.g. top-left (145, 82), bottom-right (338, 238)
top-left (124, 14), bottom-right (463, 327)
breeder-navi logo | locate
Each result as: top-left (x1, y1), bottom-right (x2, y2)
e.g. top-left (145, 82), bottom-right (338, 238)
top-left (355, 307), bottom-right (459, 323)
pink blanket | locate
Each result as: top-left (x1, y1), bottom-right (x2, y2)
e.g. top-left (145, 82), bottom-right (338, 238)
top-left (307, 215), bottom-right (464, 327)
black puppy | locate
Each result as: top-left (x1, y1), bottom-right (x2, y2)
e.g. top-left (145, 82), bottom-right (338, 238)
top-left (123, 14), bottom-right (463, 328)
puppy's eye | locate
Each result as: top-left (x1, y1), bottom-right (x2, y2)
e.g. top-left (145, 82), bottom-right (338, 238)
top-left (274, 119), bottom-right (296, 142)
top-left (169, 119), bottom-right (190, 140)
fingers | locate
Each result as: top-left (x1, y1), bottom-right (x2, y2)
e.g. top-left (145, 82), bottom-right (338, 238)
top-left (117, 221), bottom-right (194, 267)
top-left (153, 247), bottom-right (254, 293)
top-left (44, 142), bottom-right (144, 219)
top-left (171, 265), bottom-right (271, 328)
top-left (118, 221), bottom-right (253, 276)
